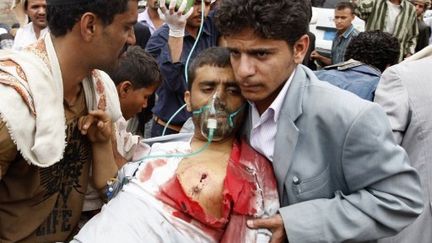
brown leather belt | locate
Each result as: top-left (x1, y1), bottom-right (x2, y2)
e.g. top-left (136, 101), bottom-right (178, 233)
top-left (154, 116), bottom-right (182, 133)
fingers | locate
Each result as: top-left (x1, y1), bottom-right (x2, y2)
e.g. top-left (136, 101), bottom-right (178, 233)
top-left (248, 215), bottom-right (286, 243)
top-left (78, 115), bottom-right (95, 135)
top-left (157, 8), bottom-right (166, 21)
top-left (159, 0), bottom-right (166, 9)
top-left (183, 6), bottom-right (194, 19)
top-left (169, 0), bottom-right (177, 14)
top-left (177, 0), bottom-right (187, 14)
top-left (247, 214), bottom-right (283, 229)
top-left (88, 110), bottom-right (111, 123)
top-left (78, 110), bottom-right (111, 135)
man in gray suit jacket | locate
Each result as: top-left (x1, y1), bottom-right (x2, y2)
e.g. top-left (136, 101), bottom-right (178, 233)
top-left (374, 46), bottom-right (432, 243)
top-left (215, 0), bottom-right (424, 242)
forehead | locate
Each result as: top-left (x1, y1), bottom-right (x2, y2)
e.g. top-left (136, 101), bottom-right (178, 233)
top-left (224, 29), bottom-right (290, 52)
top-left (27, 0), bottom-right (46, 6)
top-left (192, 65), bottom-right (235, 85)
top-left (414, 1), bottom-right (426, 6)
top-left (335, 8), bottom-right (353, 15)
top-left (134, 86), bottom-right (156, 95)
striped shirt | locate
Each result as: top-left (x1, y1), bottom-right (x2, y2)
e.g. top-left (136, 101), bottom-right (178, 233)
top-left (353, 0), bottom-right (418, 61)
top-left (331, 25), bottom-right (359, 64)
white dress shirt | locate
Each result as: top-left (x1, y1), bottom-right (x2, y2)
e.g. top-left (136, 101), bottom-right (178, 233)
top-left (137, 8), bottom-right (157, 34)
top-left (250, 70), bottom-right (296, 162)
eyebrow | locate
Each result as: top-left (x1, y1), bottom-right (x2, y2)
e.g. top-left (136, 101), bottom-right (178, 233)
top-left (227, 47), bottom-right (277, 55)
top-left (199, 80), bottom-right (238, 86)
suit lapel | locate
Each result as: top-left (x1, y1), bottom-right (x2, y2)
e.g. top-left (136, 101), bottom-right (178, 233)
top-left (273, 65), bottom-right (307, 200)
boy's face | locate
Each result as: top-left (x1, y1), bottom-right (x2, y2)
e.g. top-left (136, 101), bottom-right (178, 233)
top-left (224, 28), bottom-right (308, 114)
top-left (185, 65), bottom-right (245, 141)
top-left (118, 82), bottom-right (157, 120)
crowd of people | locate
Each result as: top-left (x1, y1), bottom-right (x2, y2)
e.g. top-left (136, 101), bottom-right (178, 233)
top-left (0, 0), bottom-right (431, 242)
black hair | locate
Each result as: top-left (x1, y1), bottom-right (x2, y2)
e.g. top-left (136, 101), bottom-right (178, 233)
top-left (215, 0), bottom-right (311, 46)
top-left (109, 45), bottom-right (161, 89)
top-left (345, 30), bottom-right (400, 72)
top-left (335, 2), bottom-right (355, 14)
top-left (46, 0), bottom-right (132, 37)
top-left (187, 47), bottom-right (231, 90)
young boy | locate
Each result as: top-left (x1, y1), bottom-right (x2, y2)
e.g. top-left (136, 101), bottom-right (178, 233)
top-left (110, 45), bottom-right (161, 165)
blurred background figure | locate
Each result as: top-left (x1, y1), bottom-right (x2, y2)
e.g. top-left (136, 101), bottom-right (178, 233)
top-left (315, 30), bottom-right (400, 101)
top-left (310, 1), bottom-right (358, 67)
top-left (0, 24), bottom-right (13, 49)
top-left (410, 0), bottom-right (431, 52)
top-left (137, 0), bottom-right (164, 34)
top-left (12, 0), bottom-right (49, 50)
top-left (353, 0), bottom-right (418, 61)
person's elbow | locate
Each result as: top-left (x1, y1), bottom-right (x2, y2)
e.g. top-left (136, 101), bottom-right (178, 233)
top-left (388, 167), bottom-right (424, 234)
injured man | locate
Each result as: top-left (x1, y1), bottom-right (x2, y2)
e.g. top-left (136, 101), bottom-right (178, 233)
top-left (73, 47), bottom-right (279, 243)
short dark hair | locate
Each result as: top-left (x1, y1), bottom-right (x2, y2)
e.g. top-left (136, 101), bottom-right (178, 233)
top-left (345, 30), bottom-right (400, 72)
top-left (46, 0), bottom-right (132, 37)
top-left (109, 45), bottom-right (161, 89)
top-left (215, 0), bottom-right (310, 46)
top-left (187, 47), bottom-right (231, 90)
top-left (335, 2), bottom-right (355, 14)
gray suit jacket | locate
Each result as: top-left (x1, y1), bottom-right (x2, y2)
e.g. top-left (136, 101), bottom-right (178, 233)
top-left (374, 55), bottom-right (432, 243)
top-left (245, 65), bottom-right (423, 242)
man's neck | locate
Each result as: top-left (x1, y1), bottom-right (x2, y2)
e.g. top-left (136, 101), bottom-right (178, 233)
top-left (51, 35), bottom-right (90, 105)
top-left (191, 135), bottom-right (235, 154)
top-left (32, 24), bottom-right (43, 39)
top-left (185, 25), bottom-right (199, 38)
top-left (148, 7), bottom-right (164, 28)
top-left (337, 25), bottom-right (351, 36)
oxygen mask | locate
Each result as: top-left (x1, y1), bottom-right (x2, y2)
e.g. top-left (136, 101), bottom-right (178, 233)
top-left (192, 92), bottom-right (244, 141)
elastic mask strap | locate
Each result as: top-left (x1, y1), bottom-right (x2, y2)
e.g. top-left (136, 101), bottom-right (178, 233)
top-left (228, 104), bottom-right (246, 127)
top-left (192, 105), bottom-right (209, 116)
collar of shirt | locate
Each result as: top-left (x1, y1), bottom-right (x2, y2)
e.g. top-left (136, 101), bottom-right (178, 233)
top-left (138, 9), bottom-right (155, 32)
top-left (341, 25), bottom-right (355, 39)
top-left (250, 69), bottom-right (296, 128)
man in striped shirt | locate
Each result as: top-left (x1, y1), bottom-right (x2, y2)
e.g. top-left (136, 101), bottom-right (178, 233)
top-left (352, 0), bottom-right (418, 61)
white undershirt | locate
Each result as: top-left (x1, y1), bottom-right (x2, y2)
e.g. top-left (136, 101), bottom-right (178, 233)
top-left (384, 0), bottom-right (401, 34)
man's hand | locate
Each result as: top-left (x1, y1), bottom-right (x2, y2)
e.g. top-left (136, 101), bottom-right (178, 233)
top-left (158, 0), bottom-right (194, 37)
top-left (78, 110), bottom-right (112, 143)
top-left (310, 50), bottom-right (321, 61)
top-left (247, 214), bottom-right (287, 243)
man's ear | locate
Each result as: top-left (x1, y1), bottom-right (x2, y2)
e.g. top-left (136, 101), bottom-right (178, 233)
top-left (118, 81), bottom-right (133, 98)
top-left (184, 91), bottom-right (192, 112)
top-left (293, 34), bottom-right (310, 64)
top-left (80, 12), bottom-right (98, 42)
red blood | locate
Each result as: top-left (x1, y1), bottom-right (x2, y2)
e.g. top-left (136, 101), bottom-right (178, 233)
top-left (138, 159), bottom-right (167, 182)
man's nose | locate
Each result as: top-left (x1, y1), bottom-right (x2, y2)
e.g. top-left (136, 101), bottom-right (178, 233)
top-left (236, 55), bottom-right (255, 78)
top-left (38, 7), bottom-right (46, 15)
top-left (142, 99), bottom-right (148, 109)
top-left (127, 27), bottom-right (136, 45)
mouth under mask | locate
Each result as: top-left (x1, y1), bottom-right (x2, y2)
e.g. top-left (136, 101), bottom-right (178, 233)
top-left (192, 93), bottom-right (244, 141)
